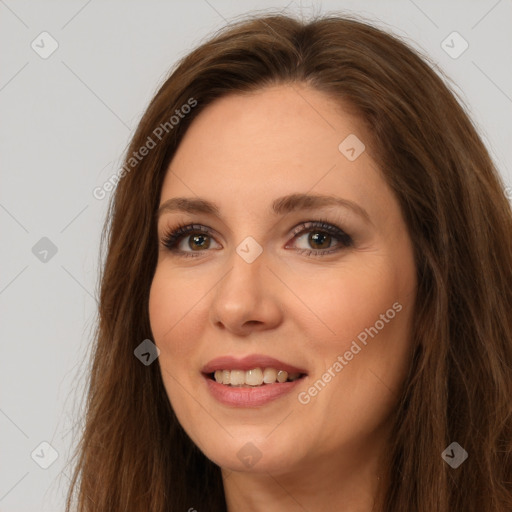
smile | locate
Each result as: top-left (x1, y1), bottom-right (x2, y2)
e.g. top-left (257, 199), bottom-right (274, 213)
top-left (211, 367), bottom-right (304, 386)
top-left (203, 372), bottom-right (307, 407)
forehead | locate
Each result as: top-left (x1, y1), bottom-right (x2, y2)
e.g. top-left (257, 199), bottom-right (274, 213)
top-left (160, 84), bottom-right (385, 216)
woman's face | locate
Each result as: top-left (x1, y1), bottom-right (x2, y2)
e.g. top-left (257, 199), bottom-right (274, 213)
top-left (149, 84), bottom-right (417, 477)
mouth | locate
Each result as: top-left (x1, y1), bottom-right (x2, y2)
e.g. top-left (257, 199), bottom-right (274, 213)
top-left (203, 368), bottom-right (308, 387)
top-left (202, 370), bottom-right (308, 407)
top-left (201, 354), bottom-right (309, 407)
top-left (201, 354), bottom-right (308, 386)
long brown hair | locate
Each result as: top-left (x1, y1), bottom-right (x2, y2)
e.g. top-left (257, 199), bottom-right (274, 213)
top-left (65, 12), bottom-right (512, 511)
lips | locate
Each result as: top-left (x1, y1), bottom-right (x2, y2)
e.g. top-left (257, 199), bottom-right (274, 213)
top-left (201, 354), bottom-right (308, 375)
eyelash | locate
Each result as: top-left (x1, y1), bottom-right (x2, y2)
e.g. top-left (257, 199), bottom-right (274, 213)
top-left (159, 220), bottom-right (353, 259)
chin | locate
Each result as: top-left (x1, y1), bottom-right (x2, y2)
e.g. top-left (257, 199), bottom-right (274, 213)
top-left (200, 437), bottom-right (300, 475)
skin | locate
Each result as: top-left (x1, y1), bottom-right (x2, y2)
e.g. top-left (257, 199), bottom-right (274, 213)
top-left (149, 83), bottom-right (417, 511)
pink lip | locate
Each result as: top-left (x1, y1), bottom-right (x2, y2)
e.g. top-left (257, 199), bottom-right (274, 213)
top-left (203, 374), bottom-right (305, 407)
top-left (201, 354), bottom-right (308, 375)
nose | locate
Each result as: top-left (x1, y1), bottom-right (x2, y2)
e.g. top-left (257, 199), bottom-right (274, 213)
top-left (209, 248), bottom-right (284, 336)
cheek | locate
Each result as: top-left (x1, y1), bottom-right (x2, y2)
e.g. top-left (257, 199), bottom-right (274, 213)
top-left (148, 267), bottom-right (208, 424)
top-left (293, 254), bottom-right (414, 397)
top-left (294, 265), bottom-right (414, 441)
top-left (148, 267), bottom-right (205, 367)
top-left (289, 258), bottom-right (404, 350)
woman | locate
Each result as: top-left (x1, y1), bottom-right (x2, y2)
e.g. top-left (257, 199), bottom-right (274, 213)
top-left (66, 12), bottom-right (512, 512)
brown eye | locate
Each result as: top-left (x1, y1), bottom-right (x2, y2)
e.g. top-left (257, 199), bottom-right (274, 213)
top-left (188, 234), bottom-right (211, 251)
top-left (307, 231), bottom-right (332, 249)
top-left (160, 224), bottom-right (219, 257)
top-left (290, 221), bottom-right (353, 257)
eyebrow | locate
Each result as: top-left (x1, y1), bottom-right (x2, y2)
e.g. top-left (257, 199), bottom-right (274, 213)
top-left (156, 193), bottom-right (372, 224)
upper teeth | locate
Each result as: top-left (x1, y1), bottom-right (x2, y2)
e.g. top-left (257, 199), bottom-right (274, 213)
top-left (213, 368), bottom-right (302, 386)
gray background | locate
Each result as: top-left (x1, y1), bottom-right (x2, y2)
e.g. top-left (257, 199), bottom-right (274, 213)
top-left (1, 0), bottom-right (511, 510)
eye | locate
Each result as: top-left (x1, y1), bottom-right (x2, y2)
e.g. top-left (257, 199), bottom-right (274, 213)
top-left (159, 220), bottom-right (353, 258)
top-left (160, 223), bottom-right (220, 257)
top-left (286, 221), bottom-right (353, 257)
